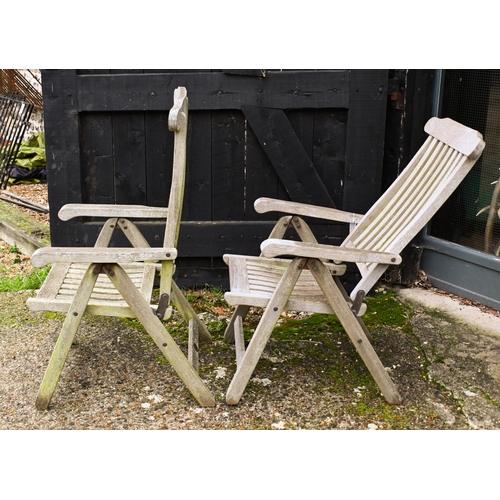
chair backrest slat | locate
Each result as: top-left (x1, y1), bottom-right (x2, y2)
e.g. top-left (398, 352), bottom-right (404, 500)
top-left (343, 117), bottom-right (485, 296)
top-left (344, 118), bottom-right (484, 255)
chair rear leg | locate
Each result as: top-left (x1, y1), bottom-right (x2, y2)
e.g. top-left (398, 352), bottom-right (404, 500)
top-left (104, 264), bottom-right (215, 407)
top-left (188, 318), bottom-right (199, 372)
top-left (226, 257), bottom-right (306, 405)
top-left (36, 264), bottom-right (100, 410)
top-left (224, 305), bottom-right (250, 343)
top-left (170, 281), bottom-right (212, 344)
top-left (309, 259), bottom-right (402, 405)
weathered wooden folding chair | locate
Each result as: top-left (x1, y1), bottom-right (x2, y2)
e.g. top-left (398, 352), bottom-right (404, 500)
top-left (223, 117), bottom-right (485, 405)
top-left (27, 87), bottom-right (216, 409)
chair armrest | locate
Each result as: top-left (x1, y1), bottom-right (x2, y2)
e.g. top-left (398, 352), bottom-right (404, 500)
top-left (260, 239), bottom-right (401, 265)
top-left (58, 204), bottom-right (169, 221)
top-left (254, 197), bottom-right (364, 225)
top-left (30, 247), bottom-right (177, 268)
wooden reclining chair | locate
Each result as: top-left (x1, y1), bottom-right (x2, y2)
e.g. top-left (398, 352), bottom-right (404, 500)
top-left (223, 117), bottom-right (485, 405)
top-left (27, 87), bottom-right (216, 409)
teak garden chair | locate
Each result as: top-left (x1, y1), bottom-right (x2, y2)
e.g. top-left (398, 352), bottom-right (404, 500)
top-left (27, 87), bottom-right (216, 409)
top-left (223, 117), bottom-right (485, 405)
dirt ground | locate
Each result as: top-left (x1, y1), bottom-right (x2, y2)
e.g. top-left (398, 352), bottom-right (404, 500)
top-left (1, 182), bottom-right (500, 432)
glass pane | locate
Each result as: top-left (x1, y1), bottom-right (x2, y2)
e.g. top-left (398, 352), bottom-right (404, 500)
top-left (430, 70), bottom-right (500, 256)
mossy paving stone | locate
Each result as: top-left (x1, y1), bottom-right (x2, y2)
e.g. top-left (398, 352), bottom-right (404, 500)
top-left (413, 312), bottom-right (500, 429)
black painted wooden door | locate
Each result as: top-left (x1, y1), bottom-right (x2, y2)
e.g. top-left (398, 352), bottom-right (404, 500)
top-left (41, 69), bottom-right (389, 286)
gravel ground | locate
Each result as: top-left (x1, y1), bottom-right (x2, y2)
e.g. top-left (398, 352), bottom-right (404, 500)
top-left (2, 181), bottom-right (500, 498)
top-left (0, 183), bottom-right (491, 431)
top-left (0, 288), bottom-right (469, 430)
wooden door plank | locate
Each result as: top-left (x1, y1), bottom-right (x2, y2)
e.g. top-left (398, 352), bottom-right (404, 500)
top-left (244, 119), bottom-right (281, 220)
top-left (145, 111), bottom-right (173, 207)
top-left (81, 112), bottom-right (114, 204)
top-left (112, 112), bottom-right (147, 205)
top-left (182, 111), bottom-right (212, 221)
top-left (211, 110), bottom-right (246, 220)
top-left (77, 71), bottom-right (350, 111)
top-left (344, 69), bottom-right (389, 213)
top-left (242, 105), bottom-right (336, 208)
top-left (312, 109), bottom-right (348, 209)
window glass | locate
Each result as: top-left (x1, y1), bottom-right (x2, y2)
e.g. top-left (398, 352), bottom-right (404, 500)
top-left (430, 70), bottom-right (500, 256)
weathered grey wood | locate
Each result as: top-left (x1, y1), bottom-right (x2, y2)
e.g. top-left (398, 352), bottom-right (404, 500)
top-left (188, 318), bottom-right (199, 372)
top-left (27, 87), bottom-right (215, 409)
top-left (222, 117), bottom-right (486, 405)
top-left (27, 262), bottom-right (158, 318)
top-left (224, 305), bottom-right (250, 344)
top-left (309, 260), bottom-right (402, 404)
top-left (255, 117), bottom-right (486, 301)
top-left (224, 254), bottom-right (346, 312)
top-left (226, 257), bottom-right (307, 404)
top-left (30, 247), bottom-right (177, 267)
top-left (424, 116), bottom-right (485, 159)
top-left (255, 198), bottom-right (363, 225)
top-left (170, 280), bottom-right (212, 344)
top-left (116, 218), bottom-right (153, 248)
top-left (36, 264), bottom-right (101, 410)
top-left (233, 314), bottom-right (245, 367)
top-left (261, 239), bottom-right (402, 265)
top-left (58, 204), bottom-right (169, 221)
top-left (103, 263), bottom-right (214, 406)
top-left (95, 218), bottom-right (119, 247)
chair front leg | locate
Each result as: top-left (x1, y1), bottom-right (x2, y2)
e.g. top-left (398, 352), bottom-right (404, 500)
top-left (36, 263), bottom-right (101, 410)
top-left (226, 257), bottom-right (307, 405)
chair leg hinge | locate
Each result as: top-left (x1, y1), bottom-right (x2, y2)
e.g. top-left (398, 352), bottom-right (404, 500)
top-left (351, 290), bottom-right (366, 316)
top-left (154, 293), bottom-right (170, 319)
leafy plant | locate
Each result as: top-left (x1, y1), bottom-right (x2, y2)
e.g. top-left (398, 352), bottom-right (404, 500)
top-left (476, 175), bottom-right (500, 255)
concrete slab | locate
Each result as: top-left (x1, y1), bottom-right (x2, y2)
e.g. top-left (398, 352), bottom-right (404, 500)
top-left (398, 287), bottom-right (500, 338)
top-left (397, 286), bottom-right (500, 429)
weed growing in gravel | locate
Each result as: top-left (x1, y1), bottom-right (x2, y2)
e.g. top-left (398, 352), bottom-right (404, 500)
top-left (0, 266), bottom-right (50, 292)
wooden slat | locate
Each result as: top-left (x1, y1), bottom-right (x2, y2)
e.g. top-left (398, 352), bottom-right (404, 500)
top-left (311, 109), bottom-right (348, 208)
top-left (242, 106), bottom-right (336, 208)
top-left (30, 246), bottom-right (177, 267)
top-left (224, 254), bottom-right (346, 313)
top-left (42, 70), bottom-right (83, 246)
top-left (145, 110), bottom-right (173, 207)
top-left (80, 112), bottom-right (114, 204)
top-left (77, 71), bottom-right (350, 111)
top-left (211, 110), bottom-right (246, 220)
top-left (113, 112), bottom-right (147, 205)
top-left (343, 69), bottom-right (389, 213)
top-left (182, 111), bottom-right (212, 221)
top-left (27, 262), bottom-right (157, 317)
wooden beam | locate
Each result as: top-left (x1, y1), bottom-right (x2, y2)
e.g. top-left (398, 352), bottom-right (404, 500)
top-left (76, 71), bottom-right (349, 111)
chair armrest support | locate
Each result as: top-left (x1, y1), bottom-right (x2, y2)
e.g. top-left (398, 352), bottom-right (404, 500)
top-left (30, 247), bottom-right (177, 268)
top-left (260, 239), bottom-right (401, 265)
top-left (254, 197), bottom-right (364, 225)
top-left (58, 204), bottom-right (169, 221)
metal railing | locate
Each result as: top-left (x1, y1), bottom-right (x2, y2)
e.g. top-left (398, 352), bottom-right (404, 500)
top-left (0, 95), bottom-right (34, 189)
top-left (0, 70), bottom-right (43, 109)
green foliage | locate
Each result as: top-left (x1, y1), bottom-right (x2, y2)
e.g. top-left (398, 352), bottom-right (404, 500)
top-left (0, 266), bottom-right (50, 292)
